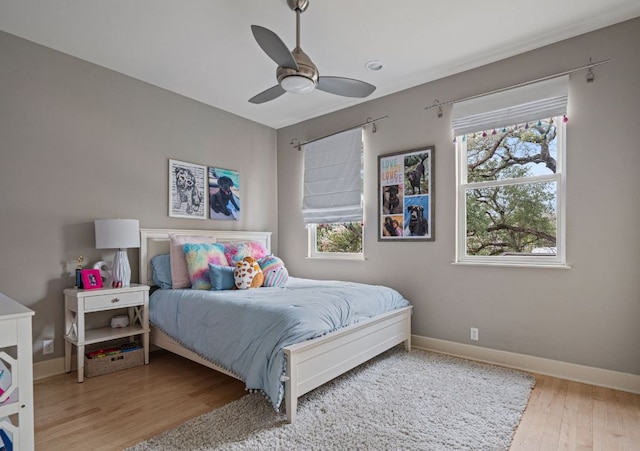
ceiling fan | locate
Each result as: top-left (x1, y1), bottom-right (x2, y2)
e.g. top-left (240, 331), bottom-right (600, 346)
top-left (249, 0), bottom-right (376, 104)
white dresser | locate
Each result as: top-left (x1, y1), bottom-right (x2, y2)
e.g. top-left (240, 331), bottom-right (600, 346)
top-left (0, 293), bottom-right (35, 451)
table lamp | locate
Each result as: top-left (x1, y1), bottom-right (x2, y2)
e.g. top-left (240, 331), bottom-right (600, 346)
top-left (94, 219), bottom-right (140, 287)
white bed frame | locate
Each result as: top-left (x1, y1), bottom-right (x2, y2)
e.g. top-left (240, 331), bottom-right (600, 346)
top-left (139, 228), bottom-right (412, 423)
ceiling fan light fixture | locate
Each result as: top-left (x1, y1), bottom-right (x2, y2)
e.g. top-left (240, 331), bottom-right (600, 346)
top-left (281, 75), bottom-right (316, 93)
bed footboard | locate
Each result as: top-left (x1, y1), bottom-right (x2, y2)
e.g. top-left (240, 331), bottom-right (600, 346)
top-left (283, 305), bottom-right (412, 423)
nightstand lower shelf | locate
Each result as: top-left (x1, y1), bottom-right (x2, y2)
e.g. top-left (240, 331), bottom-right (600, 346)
top-left (64, 324), bottom-right (148, 346)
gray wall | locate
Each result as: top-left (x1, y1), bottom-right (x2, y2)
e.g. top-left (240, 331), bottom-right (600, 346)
top-left (2, 18), bottom-right (639, 376)
top-left (277, 18), bottom-right (640, 375)
top-left (0, 32), bottom-right (278, 363)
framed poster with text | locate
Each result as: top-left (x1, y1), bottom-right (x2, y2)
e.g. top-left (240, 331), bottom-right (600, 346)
top-left (378, 146), bottom-right (434, 241)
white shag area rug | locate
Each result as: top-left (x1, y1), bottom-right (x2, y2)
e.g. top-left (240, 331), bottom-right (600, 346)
top-left (128, 347), bottom-right (535, 451)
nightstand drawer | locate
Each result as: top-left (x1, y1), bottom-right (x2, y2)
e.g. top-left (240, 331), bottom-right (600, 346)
top-left (84, 291), bottom-right (144, 311)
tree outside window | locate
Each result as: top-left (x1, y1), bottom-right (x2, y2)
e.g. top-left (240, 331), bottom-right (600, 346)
top-left (309, 222), bottom-right (363, 259)
top-left (316, 223), bottom-right (363, 253)
top-left (457, 118), bottom-right (566, 266)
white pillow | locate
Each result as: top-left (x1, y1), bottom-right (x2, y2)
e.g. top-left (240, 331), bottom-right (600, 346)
top-left (169, 234), bottom-right (219, 288)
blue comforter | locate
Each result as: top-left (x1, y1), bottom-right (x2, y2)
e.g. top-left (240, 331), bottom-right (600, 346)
top-left (149, 277), bottom-right (410, 410)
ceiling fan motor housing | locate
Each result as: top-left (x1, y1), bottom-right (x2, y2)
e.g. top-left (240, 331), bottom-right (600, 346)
top-left (277, 47), bottom-right (318, 87)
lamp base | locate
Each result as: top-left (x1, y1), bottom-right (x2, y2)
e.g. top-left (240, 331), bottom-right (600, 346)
top-left (111, 249), bottom-right (131, 288)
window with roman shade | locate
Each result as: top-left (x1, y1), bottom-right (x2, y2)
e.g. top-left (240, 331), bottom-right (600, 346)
top-left (453, 75), bottom-right (569, 267)
top-left (302, 128), bottom-right (363, 224)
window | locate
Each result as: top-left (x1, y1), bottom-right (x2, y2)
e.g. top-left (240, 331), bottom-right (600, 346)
top-left (453, 76), bottom-right (568, 267)
top-left (308, 222), bottom-right (364, 259)
top-left (302, 128), bottom-right (364, 259)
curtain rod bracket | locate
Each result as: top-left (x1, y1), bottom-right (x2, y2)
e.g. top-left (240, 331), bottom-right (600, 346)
top-left (433, 100), bottom-right (443, 118)
top-left (586, 58), bottom-right (595, 83)
top-left (366, 117), bottom-right (377, 133)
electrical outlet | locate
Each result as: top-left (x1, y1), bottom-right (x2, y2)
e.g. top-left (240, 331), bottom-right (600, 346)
top-left (43, 339), bottom-right (54, 355)
top-left (470, 327), bottom-right (479, 341)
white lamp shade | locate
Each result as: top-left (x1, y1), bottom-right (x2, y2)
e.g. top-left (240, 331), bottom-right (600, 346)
top-left (95, 219), bottom-right (140, 250)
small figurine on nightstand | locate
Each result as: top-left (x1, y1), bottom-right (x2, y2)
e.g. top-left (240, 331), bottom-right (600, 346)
top-left (75, 256), bottom-right (84, 289)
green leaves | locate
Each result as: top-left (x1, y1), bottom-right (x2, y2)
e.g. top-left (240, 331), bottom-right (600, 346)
top-left (465, 123), bottom-right (558, 256)
top-left (316, 222), bottom-right (363, 253)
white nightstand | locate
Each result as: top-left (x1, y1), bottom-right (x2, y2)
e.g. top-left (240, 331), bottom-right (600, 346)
top-left (63, 284), bottom-right (150, 382)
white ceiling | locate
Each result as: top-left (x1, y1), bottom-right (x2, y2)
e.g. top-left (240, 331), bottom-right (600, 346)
top-left (1, 0), bottom-right (639, 129)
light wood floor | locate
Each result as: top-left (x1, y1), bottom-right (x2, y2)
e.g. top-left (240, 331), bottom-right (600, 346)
top-left (34, 350), bottom-right (640, 450)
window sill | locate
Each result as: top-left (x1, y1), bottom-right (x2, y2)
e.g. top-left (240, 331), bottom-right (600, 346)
top-left (451, 261), bottom-right (570, 269)
top-left (306, 254), bottom-right (366, 262)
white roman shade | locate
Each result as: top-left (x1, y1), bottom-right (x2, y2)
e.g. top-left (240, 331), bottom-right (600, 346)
top-left (451, 75), bottom-right (569, 136)
top-left (302, 128), bottom-right (363, 224)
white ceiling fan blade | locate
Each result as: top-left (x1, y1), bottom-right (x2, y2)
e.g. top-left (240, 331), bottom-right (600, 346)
top-left (317, 76), bottom-right (376, 98)
top-left (251, 25), bottom-right (299, 70)
top-left (249, 85), bottom-right (287, 104)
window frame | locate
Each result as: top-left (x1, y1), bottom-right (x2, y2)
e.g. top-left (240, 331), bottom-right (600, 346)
top-left (307, 223), bottom-right (365, 260)
top-left (455, 118), bottom-right (568, 268)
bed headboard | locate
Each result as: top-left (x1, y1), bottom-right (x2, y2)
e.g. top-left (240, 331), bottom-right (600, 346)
top-left (139, 228), bottom-right (272, 286)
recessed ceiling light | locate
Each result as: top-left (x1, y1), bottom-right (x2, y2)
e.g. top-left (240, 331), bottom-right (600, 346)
top-left (366, 60), bottom-right (384, 71)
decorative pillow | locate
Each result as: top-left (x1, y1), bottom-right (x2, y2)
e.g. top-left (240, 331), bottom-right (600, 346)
top-left (208, 264), bottom-right (235, 291)
top-left (223, 240), bottom-right (268, 266)
top-left (258, 255), bottom-right (289, 287)
top-left (183, 242), bottom-right (228, 290)
top-left (263, 267), bottom-right (289, 288)
top-left (233, 257), bottom-right (264, 290)
top-left (150, 254), bottom-right (172, 289)
top-left (169, 234), bottom-right (219, 289)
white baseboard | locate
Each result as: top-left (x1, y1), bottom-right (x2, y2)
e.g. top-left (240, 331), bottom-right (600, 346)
top-left (33, 356), bottom-right (68, 381)
top-left (36, 338), bottom-right (640, 394)
top-left (413, 335), bottom-right (640, 394)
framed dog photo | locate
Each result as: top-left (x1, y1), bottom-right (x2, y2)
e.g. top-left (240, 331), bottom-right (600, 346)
top-left (208, 167), bottom-right (240, 220)
top-left (169, 159), bottom-right (207, 219)
top-left (378, 146), bottom-right (434, 241)
top-left (80, 269), bottom-right (103, 290)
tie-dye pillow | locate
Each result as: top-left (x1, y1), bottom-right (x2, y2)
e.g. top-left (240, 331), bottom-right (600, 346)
top-left (257, 255), bottom-right (289, 287)
top-left (169, 234), bottom-right (219, 289)
top-left (223, 240), bottom-right (268, 266)
top-left (183, 243), bottom-right (228, 290)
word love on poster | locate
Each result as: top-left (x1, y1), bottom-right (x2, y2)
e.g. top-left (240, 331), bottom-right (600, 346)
top-left (380, 155), bottom-right (403, 185)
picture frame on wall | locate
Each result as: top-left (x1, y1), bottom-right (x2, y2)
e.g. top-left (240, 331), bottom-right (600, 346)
top-left (378, 146), bottom-right (434, 241)
top-left (169, 159), bottom-right (207, 219)
top-left (208, 167), bottom-right (240, 220)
